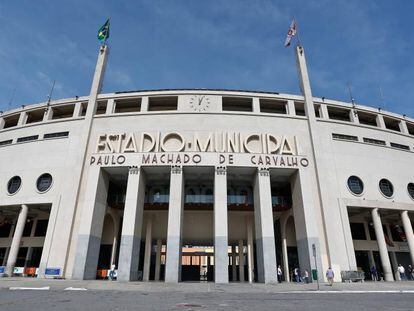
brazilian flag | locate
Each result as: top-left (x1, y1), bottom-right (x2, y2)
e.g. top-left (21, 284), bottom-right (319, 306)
top-left (98, 19), bottom-right (110, 43)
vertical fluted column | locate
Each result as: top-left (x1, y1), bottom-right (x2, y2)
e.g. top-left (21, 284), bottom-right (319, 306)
top-left (238, 239), bottom-right (245, 282)
top-left (253, 168), bottom-right (277, 283)
top-left (371, 208), bottom-right (393, 281)
top-left (143, 215), bottom-right (153, 282)
top-left (214, 166), bottom-right (228, 283)
top-left (246, 217), bottom-right (255, 283)
top-left (401, 211), bottom-right (414, 266)
top-left (6, 205), bottom-right (28, 276)
top-left (117, 167), bottom-right (146, 281)
top-left (165, 166), bottom-right (184, 283)
top-left (154, 239), bottom-right (162, 281)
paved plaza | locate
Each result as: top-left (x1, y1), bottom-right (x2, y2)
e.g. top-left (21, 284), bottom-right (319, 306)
top-left (0, 279), bottom-right (414, 310)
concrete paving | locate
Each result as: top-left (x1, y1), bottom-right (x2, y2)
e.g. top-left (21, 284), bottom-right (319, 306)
top-left (1, 279), bottom-right (414, 310)
top-left (0, 277), bottom-right (414, 293)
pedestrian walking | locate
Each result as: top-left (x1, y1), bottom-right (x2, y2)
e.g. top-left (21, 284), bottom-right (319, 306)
top-left (303, 269), bottom-right (309, 284)
top-left (326, 267), bottom-right (334, 286)
top-left (370, 266), bottom-right (377, 281)
top-left (277, 265), bottom-right (283, 283)
top-left (109, 264), bottom-right (116, 281)
top-left (294, 267), bottom-right (301, 283)
top-left (397, 264), bottom-right (406, 280)
top-left (407, 265), bottom-right (413, 280)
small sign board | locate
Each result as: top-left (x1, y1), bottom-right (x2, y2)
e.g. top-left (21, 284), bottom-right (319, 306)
top-left (13, 267), bottom-right (24, 274)
top-left (0, 266), bottom-right (5, 273)
top-left (45, 268), bottom-right (61, 276)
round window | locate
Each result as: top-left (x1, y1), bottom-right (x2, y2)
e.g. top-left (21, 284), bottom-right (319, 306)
top-left (347, 176), bottom-right (364, 195)
top-left (7, 176), bottom-right (22, 195)
top-left (36, 173), bottom-right (53, 193)
top-left (408, 183), bottom-right (414, 200)
top-left (379, 179), bottom-right (394, 198)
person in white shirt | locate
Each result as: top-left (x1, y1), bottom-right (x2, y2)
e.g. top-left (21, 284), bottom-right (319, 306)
top-left (397, 264), bottom-right (406, 280)
top-left (277, 265), bottom-right (283, 283)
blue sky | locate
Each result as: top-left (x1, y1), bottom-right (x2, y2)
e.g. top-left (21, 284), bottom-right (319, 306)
top-left (0, 0), bottom-right (413, 116)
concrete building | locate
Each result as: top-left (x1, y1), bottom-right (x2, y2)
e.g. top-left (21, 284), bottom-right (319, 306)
top-left (0, 45), bottom-right (414, 283)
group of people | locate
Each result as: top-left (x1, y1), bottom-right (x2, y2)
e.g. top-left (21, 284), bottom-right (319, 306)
top-left (277, 265), bottom-right (335, 286)
top-left (370, 264), bottom-right (414, 281)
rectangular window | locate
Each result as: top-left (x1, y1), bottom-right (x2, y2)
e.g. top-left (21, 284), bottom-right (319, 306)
top-left (259, 99), bottom-right (287, 114)
top-left (222, 97), bottom-right (253, 112)
top-left (327, 106), bottom-right (351, 122)
top-left (350, 223), bottom-right (367, 240)
top-left (383, 117), bottom-right (401, 132)
top-left (390, 224), bottom-right (405, 242)
top-left (0, 139), bottom-right (13, 146)
top-left (80, 102), bottom-right (88, 116)
top-left (148, 97), bottom-right (178, 111)
top-left (0, 223), bottom-right (12, 237)
top-left (3, 114), bottom-right (19, 129)
top-left (294, 102), bottom-right (306, 116)
top-left (44, 131), bottom-right (69, 139)
top-left (51, 104), bottom-right (75, 120)
top-left (22, 221), bottom-right (33, 237)
top-left (332, 133), bottom-right (358, 141)
top-left (115, 98), bottom-right (141, 113)
top-left (358, 111), bottom-right (378, 127)
top-left (17, 135), bottom-right (39, 143)
top-left (363, 137), bottom-right (386, 146)
top-left (406, 122), bottom-right (414, 136)
top-left (34, 219), bottom-right (49, 237)
top-left (314, 104), bottom-right (321, 118)
top-left (26, 109), bottom-right (45, 124)
top-left (95, 101), bottom-right (108, 115)
top-left (390, 142), bottom-right (410, 150)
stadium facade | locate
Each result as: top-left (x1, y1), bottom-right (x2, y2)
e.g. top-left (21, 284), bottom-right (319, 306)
top-left (0, 45), bottom-right (414, 283)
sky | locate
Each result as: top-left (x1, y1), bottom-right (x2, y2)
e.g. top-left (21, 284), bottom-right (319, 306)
top-left (0, 0), bottom-right (413, 117)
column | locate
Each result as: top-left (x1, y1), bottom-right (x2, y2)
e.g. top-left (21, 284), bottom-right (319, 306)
top-left (287, 100), bottom-right (296, 115)
top-left (0, 117), bottom-right (5, 130)
top-left (154, 239), bottom-right (162, 281)
top-left (214, 166), bottom-right (228, 283)
top-left (376, 115), bottom-right (386, 129)
top-left (24, 248), bottom-right (33, 268)
top-left (371, 208), bottom-right (393, 281)
top-left (43, 106), bottom-right (54, 121)
top-left (165, 166), bottom-right (185, 283)
top-left (350, 109), bottom-right (359, 123)
top-left (290, 169), bottom-right (324, 282)
top-left (238, 239), bottom-right (245, 282)
top-left (231, 245), bottom-right (237, 281)
top-left (401, 211), bottom-right (414, 266)
top-left (389, 251), bottom-right (399, 281)
top-left (338, 200), bottom-right (357, 270)
top-left (281, 215), bottom-right (290, 282)
top-left (73, 102), bottom-right (83, 117)
top-left (2, 248), bottom-right (10, 266)
top-left (24, 218), bottom-right (37, 268)
top-left (105, 98), bottom-right (115, 114)
top-left (246, 217), bottom-right (255, 283)
top-left (252, 98), bottom-right (260, 113)
top-left (6, 204), bottom-right (28, 276)
top-left (143, 215), bottom-right (153, 282)
top-left (109, 214), bottom-right (119, 266)
top-left (140, 97), bottom-right (149, 112)
top-left (17, 111), bottom-right (27, 126)
top-left (253, 168), bottom-right (277, 283)
top-left (399, 121), bottom-right (409, 134)
top-left (72, 168), bottom-right (109, 279)
top-left (117, 167), bottom-right (146, 281)
top-left (320, 104), bottom-right (329, 119)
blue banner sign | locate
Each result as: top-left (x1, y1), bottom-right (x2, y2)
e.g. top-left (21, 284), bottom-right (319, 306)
top-left (0, 266), bottom-right (4, 273)
top-left (45, 268), bottom-right (61, 276)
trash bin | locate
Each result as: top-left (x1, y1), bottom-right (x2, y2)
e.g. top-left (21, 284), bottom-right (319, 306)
top-left (312, 269), bottom-right (318, 280)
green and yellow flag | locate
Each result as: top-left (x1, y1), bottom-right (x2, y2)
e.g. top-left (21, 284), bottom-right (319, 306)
top-left (98, 19), bottom-right (110, 43)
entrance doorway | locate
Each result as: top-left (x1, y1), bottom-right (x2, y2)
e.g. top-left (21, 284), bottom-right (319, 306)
top-left (181, 246), bottom-right (214, 282)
